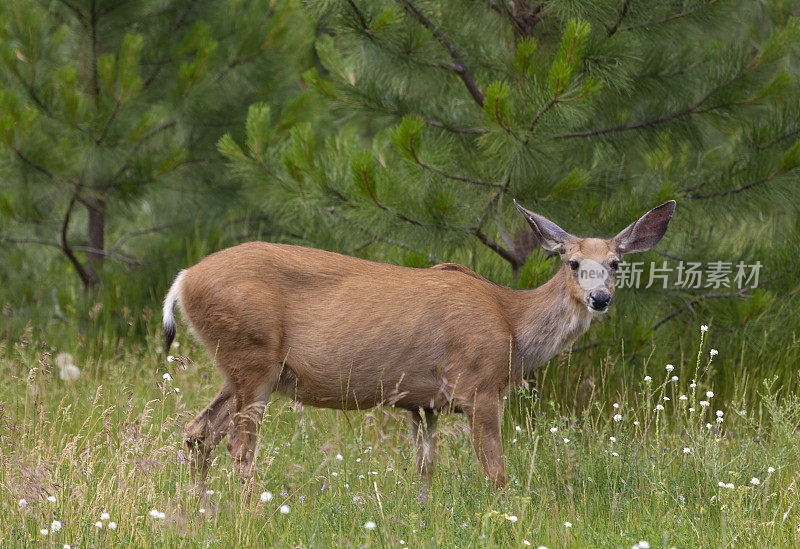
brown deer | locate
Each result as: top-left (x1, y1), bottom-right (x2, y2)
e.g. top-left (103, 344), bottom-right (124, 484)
top-left (163, 200), bottom-right (675, 487)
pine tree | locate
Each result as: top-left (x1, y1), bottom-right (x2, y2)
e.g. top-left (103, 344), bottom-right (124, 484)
top-left (0, 0), bottom-right (312, 290)
top-left (222, 0), bottom-right (800, 350)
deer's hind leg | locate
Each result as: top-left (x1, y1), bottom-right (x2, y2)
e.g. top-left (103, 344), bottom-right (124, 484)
top-left (226, 357), bottom-right (282, 480)
top-left (185, 378), bottom-right (234, 479)
top-left (408, 408), bottom-right (438, 485)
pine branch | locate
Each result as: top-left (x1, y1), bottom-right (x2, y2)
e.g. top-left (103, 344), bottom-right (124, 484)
top-left (619, 0), bottom-right (720, 33)
top-left (110, 224), bottom-right (169, 253)
top-left (62, 192), bottom-right (95, 290)
top-left (395, 0), bottom-right (485, 107)
top-left (472, 227), bottom-right (521, 269)
top-left (607, 0), bottom-right (633, 37)
top-left (689, 170), bottom-right (781, 199)
top-left (405, 138), bottom-right (503, 188)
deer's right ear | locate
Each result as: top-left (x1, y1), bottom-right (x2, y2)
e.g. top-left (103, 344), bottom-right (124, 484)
top-left (514, 199), bottom-right (572, 254)
top-left (613, 200), bottom-right (676, 254)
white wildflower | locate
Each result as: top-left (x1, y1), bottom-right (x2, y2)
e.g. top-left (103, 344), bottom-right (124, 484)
top-left (706, 423), bottom-right (712, 429)
top-left (726, 482), bottom-right (734, 489)
top-left (166, 355), bottom-right (175, 362)
top-left (613, 402), bottom-right (620, 409)
top-left (644, 376), bottom-right (652, 383)
top-left (706, 391), bottom-right (714, 398)
top-left (612, 452), bottom-right (619, 457)
top-left (100, 512), bottom-right (110, 521)
top-left (280, 505), bottom-right (290, 514)
top-left (47, 496), bottom-right (56, 503)
top-left (718, 481), bottom-right (725, 487)
top-left (260, 491), bottom-right (273, 503)
top-left (336, 454), bottom-right (343, 461)
top-left (750, 477), bottom-right (760, 486)
top-left (637, 542), bottom-right (651, 549)
top-left (655, 404), bottom-right (664, 411)
top-left (205, 490), bottom-right (214, 496)
top-left (41, 529), bottom-right (49, 536)
top-left (663, 396), bottom-right (670, 401)
top-left (516, 425), bottom-right (522, 433)
top-left (700, 401), bottom-right (710, 407)
top-left (19, 499), bottom-right (27, 507)
top-left (609, 436), bottom-right (616, 443)
top-left (633, 421), bottom-right (640, 426)
top-left (95, 521), bottom-right (103, 529)
top-left (768, 467), bottom-right (775, 474)
top-left (671, 376), bottom-right (678, 382)
top-left (683, 447), bottom-right (691, 454)
top-left (679, 394), bottom-right (688, 401)
top-left (665, 364), bottom-right (674, 372)
top-left (162, 373), bottom-right (172, 382)
top-left (716, 417), bottom-right (723, 424)
top-left (689, 408), bottom-right (696, 412)
top-left (550, 427), bottom-right (558, 434)
top-left (710, 349), bottom-right (718, 357)
top-left (613, 414), bottom-right (622, 422)
top-left (364, 521), bottom-right (377, 530)
top-left (51, 521), bottom-right (62, 532)
top-left (564, 521), bottom-right (572, 528)
top-left (563, 438), bottom-right (570, 444)
top-left (716, 410), bottom-right (723, 417)
top-left (506, 515), bottom-right (518, 522)
top-left (108, 522), bottom-right (117, 530)
top-left (700, 325), bottom-right (708, 332)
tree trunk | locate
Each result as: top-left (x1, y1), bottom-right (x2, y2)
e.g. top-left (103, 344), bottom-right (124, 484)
top-left (86, 198), bottom-right (105, 282)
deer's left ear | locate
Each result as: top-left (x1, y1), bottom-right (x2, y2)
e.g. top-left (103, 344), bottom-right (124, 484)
top-left (514, 199), bottom-right (573, 254)
top-left (613, 200), bottom-right (676, 254)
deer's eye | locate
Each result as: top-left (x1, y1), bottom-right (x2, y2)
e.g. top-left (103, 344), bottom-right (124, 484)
top-left (610, 260), bottom-right (619, 270)
top-left (568, 260), bottom-right (579, 270)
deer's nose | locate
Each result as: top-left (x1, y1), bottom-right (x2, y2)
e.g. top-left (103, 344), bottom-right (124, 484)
top-left (589, 291), bottom-right (612, 310)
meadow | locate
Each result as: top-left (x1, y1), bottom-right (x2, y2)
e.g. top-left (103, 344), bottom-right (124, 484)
top-left (2, 322), bottom-right (799, 548)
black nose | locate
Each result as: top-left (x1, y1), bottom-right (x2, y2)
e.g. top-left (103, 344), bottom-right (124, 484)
top-left (590, 292), bottom-right (612, 309)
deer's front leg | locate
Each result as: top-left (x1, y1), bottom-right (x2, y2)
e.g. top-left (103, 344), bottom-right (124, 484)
top-left (408, 407), bottom-right (438, 485)
top-left (464, 392), bottom-right (506, 487)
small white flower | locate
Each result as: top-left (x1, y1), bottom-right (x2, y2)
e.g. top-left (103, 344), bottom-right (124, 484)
top-left (516, 425), bottom-right (522, 433)
top-left (564, 521), bottom-right (572, 528)
top-left (613, 414), bottom-right (622, 422)
top-left (18, 498), bottom-right (27, 507)
top-left (689, 407), bottom-right (696, 412)
top-left (706, 391), bottom-right (714, 398)
top-left (671, 376), bottom-right (678, 382)
top-left (331, 472), bottom-right (338, 477)
top-left (95, 521), bottom-right (103, 529)
top-left (364, 520), bottom-right (377, 530)
top-left (679, 395), bottom-right (688, 401)
top-left (750, 477), bottom-right (760, 486)
top-left (41, 529), bottom-right (49, 536)
top-left (613, 402), bottom-right (620, 409)
top-left (506, 515), bottom-right (518, 522)
top-left (550, 427), bottom-right (558, 434)
top-left (716, 410), bottom-right (723, 417)
top-left (611, 452), bottom-right (619, 457)
top-left (260, 491), bottom-right (273, 503)
top-left (718, 481), bottom-right (726, 487)
top-left (51, 521), bottom-right (62, 532)
top-left (174, 387), bottom-right (180, 393)
top-left (64, 545), bottom-right (71, 549)
top-left (683, 447), bottom-right (691, 454)
top-left (638, 542), bottom-right (651, 549)
top-left (655, 404), bottom-right (664, 411)
top-left (148, 509), bottom-right (165, 519)
top-left (663, 396), bottom-right (670, 401)
top-left (523, 542), bottom-right (531, 547)
top-left (47, 495), bottom-right (56, 503)
top-left (205, 490), bottom-right (214, 496)
top-left (609, 436), bottom-right (616, 443)
top-left (167, 355), bottom-right (175, 362)
top-left (336, 454), bottom-right (343, 461)
top-left (706, 423), bottom-right (712, 429)
top-left (710, 349), bottom-right (718, 357)
top-left (199, 508), bottom-right (206, 514)
top-left (690, 383), bottom-right (697, 389)
top-left (512, 438), bottom-right (517, 443)
top-left (726, 482), bottom-right (734, 489)
top-left (716, 417), bottom-right (723, 424)
top-left (633, 421), bottom-right (640, 426)
top-left (700, 401), bottom-right (710, 407)
top-left (108, 522), bottom-right (117, 530)
top-left (100, 512), bottom-right (110, 520)
top-left (700, 325), bottom-right (708, 332)
top-left (665, 364), bottom-right (674, 372)
top-left (563, 438), bottom-right (570, 444)
top-left (162, 373), bottom-right (172, 382)
top-left (768, 467), bottom-right (776, 474)
top-left (356, 458), bottom-right (362, 463)
top-left (280, 505), bottom-right (290, 514)
top-left (644, 376), bottom-right (652, 383)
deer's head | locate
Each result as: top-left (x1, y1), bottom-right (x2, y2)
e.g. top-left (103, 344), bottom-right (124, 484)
top-left (514, 200), bottom-right (676, 313)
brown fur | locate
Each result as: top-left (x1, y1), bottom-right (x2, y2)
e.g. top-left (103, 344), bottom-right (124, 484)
top-left (167, 201), bottom-right (675, 487)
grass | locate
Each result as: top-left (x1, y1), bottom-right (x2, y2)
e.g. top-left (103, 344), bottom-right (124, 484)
top-left (2, 325), bottom-right (800, 548)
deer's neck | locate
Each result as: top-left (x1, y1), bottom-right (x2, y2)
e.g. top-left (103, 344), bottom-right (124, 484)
top-left (504, 266), bottom-right (593, 373)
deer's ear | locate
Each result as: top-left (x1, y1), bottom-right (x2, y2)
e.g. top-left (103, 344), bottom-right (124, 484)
top-left (613, 200), bottom-right (676, 254)
top-left (514, 199), bottom-right (573, 254)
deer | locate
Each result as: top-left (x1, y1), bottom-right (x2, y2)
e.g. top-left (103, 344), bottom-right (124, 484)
top-left (162, 199), bottom-right (675, 487)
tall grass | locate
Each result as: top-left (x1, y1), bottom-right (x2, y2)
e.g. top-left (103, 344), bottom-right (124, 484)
top-left (2, 325), bottom-right (799, 547)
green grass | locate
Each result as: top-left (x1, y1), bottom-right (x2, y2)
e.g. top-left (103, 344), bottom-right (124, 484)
top-left (2, 327), bottom-right (800, 548)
